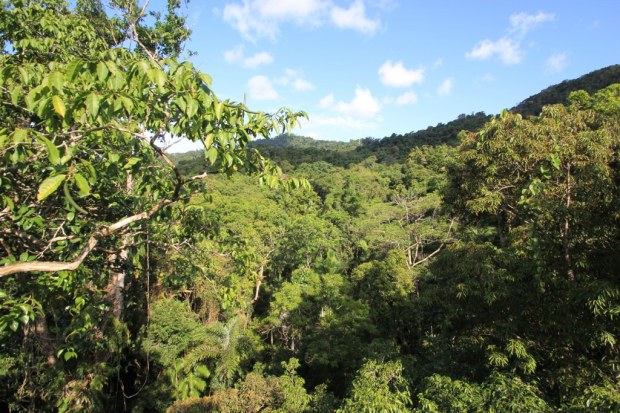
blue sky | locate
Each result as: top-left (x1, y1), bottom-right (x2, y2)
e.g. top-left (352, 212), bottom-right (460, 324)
top-left (166, 0), bottom-right (619, 150)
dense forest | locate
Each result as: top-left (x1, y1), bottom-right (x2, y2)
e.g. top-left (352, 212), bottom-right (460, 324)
top-left (1, 2), bottom-right (619, 412)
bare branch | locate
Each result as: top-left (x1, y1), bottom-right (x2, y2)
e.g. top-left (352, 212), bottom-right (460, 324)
top-left (411, 243), bottom-right (445, 268)
top-left (0, 196), bottom-right (174, 277)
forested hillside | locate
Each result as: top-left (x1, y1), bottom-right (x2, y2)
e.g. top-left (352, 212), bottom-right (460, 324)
top-left (513, 64), bottom-right (620, 117)
top-left (1, 2), bottom-right (619, 412)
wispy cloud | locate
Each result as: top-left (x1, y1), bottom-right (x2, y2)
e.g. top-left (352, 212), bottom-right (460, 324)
top-left (319, 93), bottom-right (335, 108)
top-left (437, 78), bottom-right (454, 96)
top-left (466, 11), bottom-right (555, 65)
top-left (224, 45), bottom-right (274, 68)
top-left (378, 61), bottom-right (424, 87)
top-left (222, 0), bottom-right (381, 40)
top-left (509, 11), bottom-right (555, 36)
top-left (466, 37), bottom-right (522, 65)
top-left (275, 69), bottom-right (316, 91)
top-left (247, 75), bottom-right (278, 100)
top-left (293, 78), bottom-right (316, 91)
top-left (545, 52), bottom-right (569, 73)
top-left (330, 0), bottom-right (380, 34)
top-left (394, 91), bottom-right (418, 106)
top-left (222, 1), bottom-right (279, 41)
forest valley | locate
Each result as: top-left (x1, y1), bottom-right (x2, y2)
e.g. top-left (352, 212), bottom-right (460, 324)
top-left (1, 1), bottom-right (620, 412)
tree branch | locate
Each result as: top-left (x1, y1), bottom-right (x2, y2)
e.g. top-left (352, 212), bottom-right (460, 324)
top-left (411, 243), bottom-right (445, 268)
top-left (0, 196), bottom-right (175, 277)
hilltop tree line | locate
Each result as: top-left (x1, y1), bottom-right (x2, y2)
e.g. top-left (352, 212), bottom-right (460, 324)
top-left (1, 1), bottom-right (619, 412)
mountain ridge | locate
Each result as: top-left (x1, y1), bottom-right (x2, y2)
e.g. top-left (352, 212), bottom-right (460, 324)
top-left (172, 64), bottom-right (620, 172)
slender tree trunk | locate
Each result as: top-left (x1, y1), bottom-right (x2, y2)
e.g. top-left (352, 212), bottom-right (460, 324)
top-left (107, 243), bottom-right (129, 319)
top-left (565, 166), bottom-right (575, 281)
top-left (106, 173), bottom-right (134, 319)
top-left (562, 220), bottom-right (575, 281)
top-left (252, 264), bottom-right (265, 303)
top-left (562, 164), bottom-right (575, 281)
top-left (25, 316), bottom-right (57, 367)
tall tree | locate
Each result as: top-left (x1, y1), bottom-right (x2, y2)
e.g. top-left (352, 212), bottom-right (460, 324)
top-left (0, 1), bottom-right (304, 409)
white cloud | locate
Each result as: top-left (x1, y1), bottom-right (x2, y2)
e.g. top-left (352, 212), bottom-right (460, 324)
top-left (545, 52), bottom-right (568, 73)
top-left (276, 69), bottom-right (315, 91)
top-left (437, 78), bottom-right (454, 96)
top-left (222, 0), bottom-right (381, 40)
top-left (244, 52), bottom-right (274, 68)
top-left (509, 11), bottom-right (555, 37)
top-left (319, 93), bottom-right (335, 108)
top-left (225, 45), bottom-right (274, 68)
top-left (394, 91), bottom-right (418, 106)
top-left (330, 0), bottom-right (380, 34)
top-left (247, 75), bottom-right (278, 100)
top-left (223, 1), bottom-right (278, 40)
top-left (224, 46), bottom-right (244, 63)
top-left (466, 37), bottom-right (522, 65)
top-left (378, 60), bottom-right (424, 87)
top-left (256, 0), bottom-right (327, 22)
top-left (294, 78), bottom-right (316, 91)
top-left (335, 87), bottom-right (381, 117)
top-left (466, 11), bottom-right (554, 65)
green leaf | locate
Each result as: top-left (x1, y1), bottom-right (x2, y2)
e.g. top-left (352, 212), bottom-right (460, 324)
top-left (194, 365), bottom-right (210, 378)
top-left (206, 147), bottom-right (217, 165)
top-left (97, 61), bottom-right (109, 82)
top-left (37, 174), bottom-right (66, 201)
top-left (63, 349), bottom-right (77, 361)
top-left (85, 93), bottom-right (100, 119)
top-left (214, 100), bottom-right (223, 121)
top-left (120, 95), bottom-right (133, 113)
top-left (37, 135), bottom-right (60, 165)
top-left (11, 87), bottom-right (21, 106)
top-left (49, 71), bottom-right (64, 91)
top-left (123, 157), bottom-right (140, 169)
top-left (73, 173), bottom-right (90, 197)
top-left (148, 68), bottom-right (166, 90)
top-left (174, 96), bottom-right (187, 113)
top-left (37, 97), bottom-right (50, 118)
top-left (65, 60), bottom-right (83, 81)
top-left (223, 153), bottom-right (233, 167)
top-left (81, 160), bottom-right (97, 182)
top-left (12, 128), bottom-right (28, 143)
top-left (186, 96), bottom-right (198, 117)
top-left (63, 180), bottom-right (88, 214)
top-left (200, 72), bottom-right (212, 86)
top-left (52, 95), bottom-right (66, 118)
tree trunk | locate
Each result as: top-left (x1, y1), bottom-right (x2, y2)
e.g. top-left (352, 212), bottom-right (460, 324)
top-left (107, 243), bottom-right (129, 319)
top-left (27, 316), bottom-right (57, 367)
top-left (106, 173), bottom-right (134, 319)
top-left (562, 165), bottom-right (575, 281)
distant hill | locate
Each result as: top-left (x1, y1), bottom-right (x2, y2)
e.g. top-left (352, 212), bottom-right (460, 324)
top-left (244, 113), bottom-right (491, 166)
top-left (512, 64), bottom-right (620, 117)
top-left (171, 64), bottom-right (620, 172)
top-left (252, 134), bottom-right (359, 151)
top-left (353, 111), bottom-right (491, 164)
